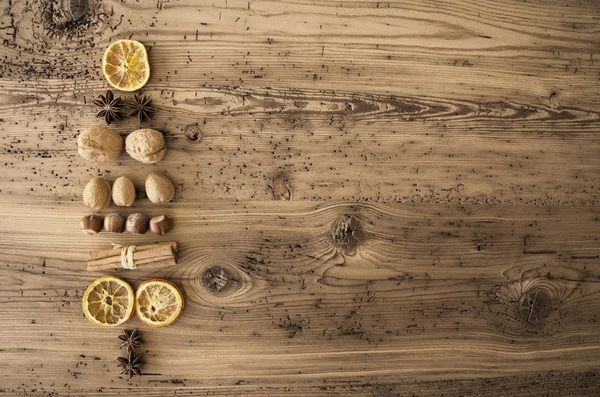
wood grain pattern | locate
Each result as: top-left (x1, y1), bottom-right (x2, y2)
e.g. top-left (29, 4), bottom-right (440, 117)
top-left (1, 0), bottom-right (599, 395)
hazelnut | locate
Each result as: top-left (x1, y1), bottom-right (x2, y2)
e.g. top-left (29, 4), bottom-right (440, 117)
top-left (103, 213), bottom-right (125, 233)
top-left (150, 215), bottom-right (173, 235)
top-left (81, 214), bottom-right (103, 235)
top-left (77, 126), bottom-right (123, 162)
top-left (112, 176), bottom-right (136, 207)
top-left (83, 177), bottom-right (111, 210)
top-left (145, 172), bottom-right (175, 204)
top-left (125, 129), bottom-right (167, 164)
top-left (126, 213), bottom-right (149, 234)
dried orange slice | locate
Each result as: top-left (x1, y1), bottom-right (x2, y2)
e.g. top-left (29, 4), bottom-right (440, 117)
top-left (82, 275), bottom-right (135, 327)
top-left (102, 39), bottom-right (150, 92)
top-left (135, 279), bottom-right (184, 328)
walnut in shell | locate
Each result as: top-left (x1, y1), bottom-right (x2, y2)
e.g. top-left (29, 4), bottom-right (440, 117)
top-left (112, 176), bottom-right (136, 207)
top-left (145, 172), bottom-right (174, 203)
top-left (77, 126), bottom-right (123, 162)
top-left (125, 129), bottom-right (167, 164)
top-left (83, 177), bottom-right (112, 210)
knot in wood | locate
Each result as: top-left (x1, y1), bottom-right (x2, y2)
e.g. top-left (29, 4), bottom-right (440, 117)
top-left (42, 0), bottom-right (92, 35)
top-left (202, 266), bottom-right (231, 293)
top-left (331, 214), bottom-right (364, 255)
top-left (518, 288), bottom-right (555, 324)
top-left (492, 271), bottom-right (582, 334)
top-left (184, 124), bottom-right (202, 143)
top-left (271, 177), bottom-right (291, 200)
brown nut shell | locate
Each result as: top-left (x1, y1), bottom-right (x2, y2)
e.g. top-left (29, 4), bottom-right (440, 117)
top-left (145, 172), bottom-right (175, 204)
top-left (126, 213), bottom-right (149, 234)
top-left (83, 177), bottom-right (111, 210)
top-left (112, 176), bottom-right (136, 207)
top-left (125, 129), bottom-right (167, 164)
top-left (149, 215), bottom-right (173, 235)
top-left (81, 214), bottom-right (103, 235)
top-left (103, 213), bottom-right (125, 233)
top-left (77, 126), bottom-right (123, 162)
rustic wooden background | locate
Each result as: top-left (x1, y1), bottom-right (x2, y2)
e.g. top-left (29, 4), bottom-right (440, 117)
top-left (1, 0), bottom-right (599, 395)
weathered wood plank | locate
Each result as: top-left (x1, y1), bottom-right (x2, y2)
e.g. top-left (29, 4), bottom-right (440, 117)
top-left (1, 372), bottom-right (600, 396)
top-left (3, 0), bottom-right (600, 87)
top-left (0, 201), bottom-right (599, 393)
top-left (1, 82), bottom-right (599, 204)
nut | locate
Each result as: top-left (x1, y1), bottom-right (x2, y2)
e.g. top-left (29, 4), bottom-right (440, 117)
top-left (145, 172), bottom-right (175, 203)
top-left (149, 215), bottom-right (173, 235)
top-left (77, 126), bottom-right (123, 162)
top-left (83, 177), bottom-right (111, 210)
top-left (126, 213), bottom-right (149, 234)
top-left (112, 176), bottom-right (136, 207)
top-left (81, 214), bottom-right (103, 235)
top-left (125, 128), bottom-right (167, 164)
top-left (103, 213), bottom-right (125, 233)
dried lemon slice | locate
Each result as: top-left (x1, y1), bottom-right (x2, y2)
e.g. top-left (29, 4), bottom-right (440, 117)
top-left (82, 275), bottom-right (134, 327)
top-left (135, 279), bottom-right (184, 328)
top-left (102, 39), bottom-right (150, 92)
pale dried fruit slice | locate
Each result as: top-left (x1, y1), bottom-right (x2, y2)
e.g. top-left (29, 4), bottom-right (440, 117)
top-left (102, 39), bottom-right (150, 92)
top-left (135, 279), bottom-right (184, 328)
top-left (82, 275), bottom-right (134, 327)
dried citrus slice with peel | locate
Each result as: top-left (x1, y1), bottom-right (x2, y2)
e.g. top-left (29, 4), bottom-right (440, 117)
top-left (82, 275), bottom-right (135, 327)
top-left (102, 39), bottom-right (150, 92)
top-left (135, 279), bottom-right (184, 327)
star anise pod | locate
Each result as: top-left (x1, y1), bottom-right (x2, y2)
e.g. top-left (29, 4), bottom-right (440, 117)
top-left (128, 94), bottom-right (155, 123)
top-left (92, 90), bottom-right (122, 125)
top-left (118, 329), bottom-right (142, 354)
top-left (117, 351), bottom-right (143, 379)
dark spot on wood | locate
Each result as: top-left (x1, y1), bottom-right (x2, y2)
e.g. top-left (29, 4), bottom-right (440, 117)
top-left (524, 249), bottom-right (557, 255)
top-left (184, 124), bottom-right (202, 143)
top-left (202, 266), bottom-right (232, 293)
top-left (332, 214), bottom-right (364, 255)
top-left (270, 176), bottom-right (291, 200)
top-left (277, 316), bottom-right (307, 338)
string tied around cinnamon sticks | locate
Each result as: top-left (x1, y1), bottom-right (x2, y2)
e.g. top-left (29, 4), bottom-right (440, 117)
top-left (111, 244), bottom-right (137, 270)
top-left (87, 242), bottom-right (178, 272)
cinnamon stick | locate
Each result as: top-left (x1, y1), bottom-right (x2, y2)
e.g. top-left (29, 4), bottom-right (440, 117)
top-left (87, 242), bottom-right (178, 272)
top-left (88, 241), bottom-right (178, 260)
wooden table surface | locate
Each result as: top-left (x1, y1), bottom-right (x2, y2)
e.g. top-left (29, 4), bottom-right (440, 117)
top-left (1, 0), bottom-right (600, 395)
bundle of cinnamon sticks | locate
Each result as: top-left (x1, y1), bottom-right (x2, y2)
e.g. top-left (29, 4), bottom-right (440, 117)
top-left (87, 242), bottom-right (178, 272)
